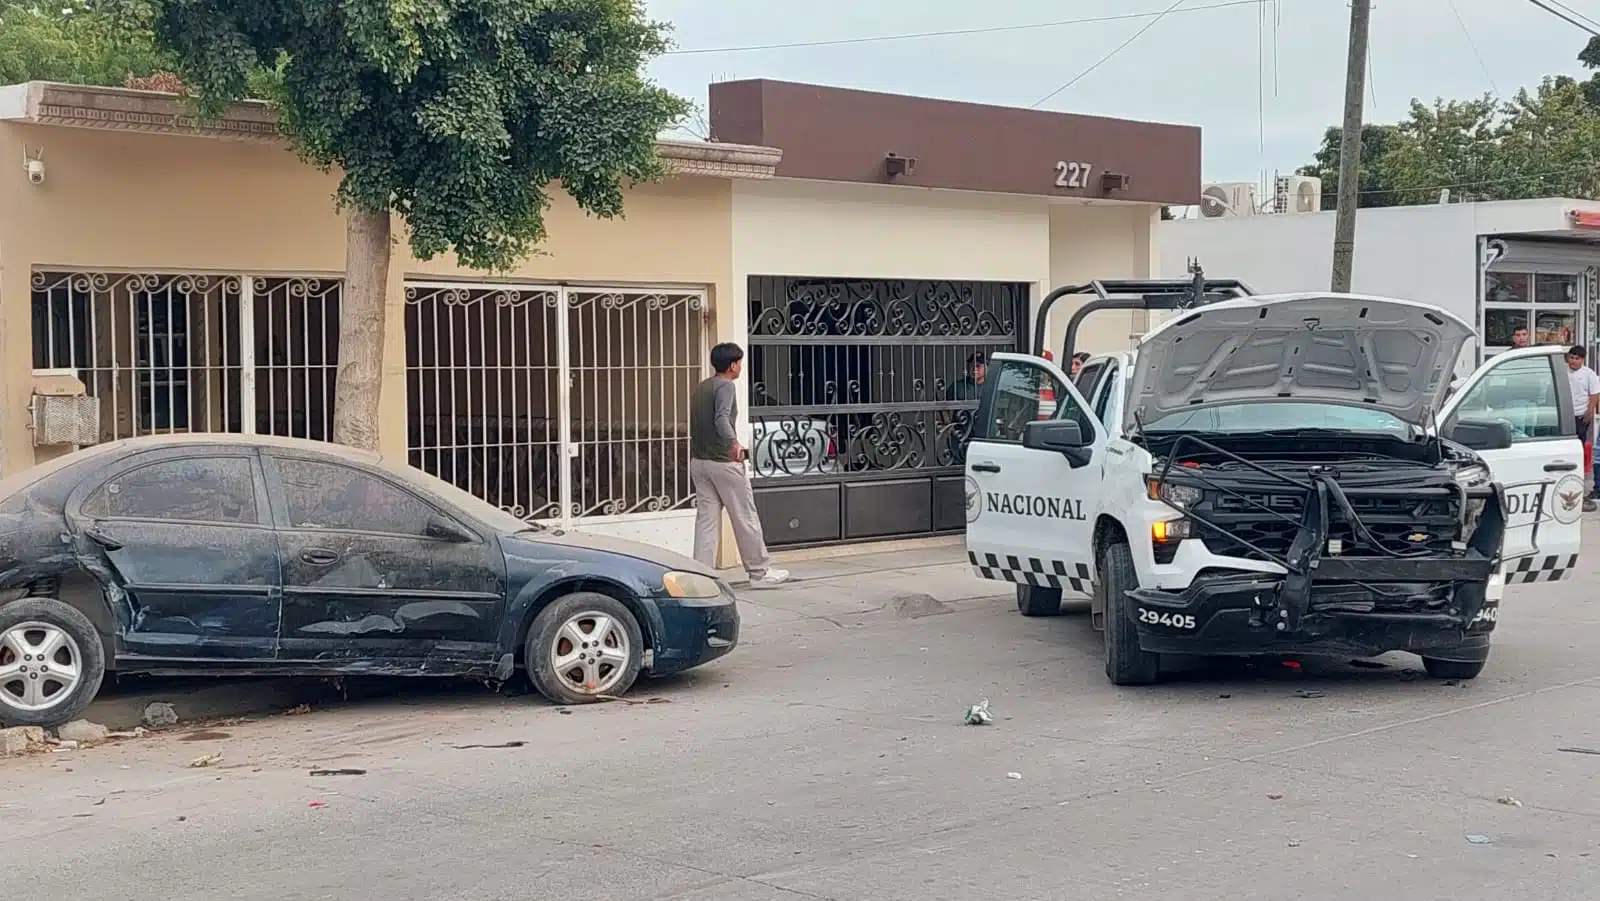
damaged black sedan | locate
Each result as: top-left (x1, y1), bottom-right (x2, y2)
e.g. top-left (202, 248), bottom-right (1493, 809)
top-left (0, 435), bottom-right (739, 727)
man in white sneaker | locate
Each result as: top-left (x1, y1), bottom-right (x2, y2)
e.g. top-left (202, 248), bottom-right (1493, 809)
top-left (689, 342), bottom-right (791, 588)
top-left (1566, 345), bottom-right (1600, 513)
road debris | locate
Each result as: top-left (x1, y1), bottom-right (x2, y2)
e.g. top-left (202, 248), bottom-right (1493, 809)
top-left (1267, 793), bottom-right (1284, 801)
top-left (452, 741), bottom-right (526, 750)
top-left (1557, 746), bottom-right (1600, 756)
top-left (1006, 772), bottom-right (1022, 780)
top-left (308, 801), bottom-right (326, 809)
top-left (1466, 834), bottom-right (1493, 845)
top-left (1, 725), bottom-right (45, 756)
top-left (56, 720), bottom-right (110, 745)
top-left (595, 694), bottom-right (672, 705)
top-left (1497, 794), bottom-right (1523, 807)
top-left (142, 702), bottom-right (179, 728)
top-left (1295, 689), bottom-right (1325, 699)
top-left (309, 768), bottom-right (367, 777)
top-left (285, 703), bottom-right (312, 716)
top-left (963, 698), bottom-right (994, 726)
top-left (187, 752), bottom-right (223, 768)
top-left (1287, 839), bottom-right (1302, 848)
top-left (181, 730), bottom-right (232, 742)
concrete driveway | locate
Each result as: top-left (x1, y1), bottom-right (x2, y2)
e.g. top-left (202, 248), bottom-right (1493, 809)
top-left (1, 537), bottom-right (1597, 900)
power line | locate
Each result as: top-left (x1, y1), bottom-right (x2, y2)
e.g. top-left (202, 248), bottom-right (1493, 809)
top-left (1546, 0), bottom-right (1600, 31)
top-left (1032, 0), bottom-right (1191, 108)
top-left (666, 0), bottom-right (1263, 56)
top-left (1353, 163), bottom-right (1600, 199)
top-left (1447, 0), bottom-right (1500, 96)
top-left (1526, 0), bottom-right (1600, 35)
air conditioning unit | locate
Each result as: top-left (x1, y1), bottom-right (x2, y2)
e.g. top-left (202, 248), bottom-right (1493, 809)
top-left (29, 370), bottom-right (100, 447)
top-left (1273, 175), bottom-right (1323, 214)
top-left (1199, 183), bottom-right (1258, 219)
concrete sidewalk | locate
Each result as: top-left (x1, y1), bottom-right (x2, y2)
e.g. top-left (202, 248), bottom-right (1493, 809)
top-left (77, 540), bottom-right (995, 730)
top-left (726, 538), bottom-right (1013, 631)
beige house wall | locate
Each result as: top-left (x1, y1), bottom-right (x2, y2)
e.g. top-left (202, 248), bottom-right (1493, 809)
top-left (1046, 203), bottom-right (1162, 361)
top-left (0, 111), bottom-right (759, 565)
top-left (0, 123), bottom-right (737, 475)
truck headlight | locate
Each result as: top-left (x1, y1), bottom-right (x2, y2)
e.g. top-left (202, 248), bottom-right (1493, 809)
top-left (1456, 464), bottom-right (1491, 534)
top-left (1146, 477), bottom-right (1204, 508)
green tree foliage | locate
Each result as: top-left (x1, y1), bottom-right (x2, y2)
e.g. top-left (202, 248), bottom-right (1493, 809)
top-left (1295, 123), bottom-right (1404, 211)
top-left (0, 1), bottom-right (172, 85)
top-left (1576, 35), bottom-right (1600, 110)
top-left (1374, 94), bottom-right (1507, 204)
top-left (1301, 40), bottom-right (1600, 209)
top-left (109, 0), bottom-right (690, 448)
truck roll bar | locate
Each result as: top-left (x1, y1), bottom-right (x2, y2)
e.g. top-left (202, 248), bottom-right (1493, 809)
top-left (1033, 261), bottom-right (1255, 361)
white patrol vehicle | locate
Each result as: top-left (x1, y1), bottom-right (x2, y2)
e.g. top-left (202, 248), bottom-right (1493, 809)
top-left (964, 276), bottom-right (1584, 685)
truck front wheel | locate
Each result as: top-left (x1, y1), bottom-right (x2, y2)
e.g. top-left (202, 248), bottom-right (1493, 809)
top-left (1100, 541), bottom-right (1161, 685)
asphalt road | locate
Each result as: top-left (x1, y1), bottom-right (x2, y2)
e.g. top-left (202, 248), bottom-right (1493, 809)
top-left (2, 542), bottom-right (1599, 901)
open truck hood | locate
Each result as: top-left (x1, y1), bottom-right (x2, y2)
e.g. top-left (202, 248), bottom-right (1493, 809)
top-left (1124, 293), bottom-right (1473, 432)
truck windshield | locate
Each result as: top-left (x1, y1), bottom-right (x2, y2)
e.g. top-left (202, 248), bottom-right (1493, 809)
top-left (1144, 402), bottom-right (1414, 436)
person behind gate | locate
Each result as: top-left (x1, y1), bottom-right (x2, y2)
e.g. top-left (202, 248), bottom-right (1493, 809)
top-left (689, 342), bottom-right (791, 588)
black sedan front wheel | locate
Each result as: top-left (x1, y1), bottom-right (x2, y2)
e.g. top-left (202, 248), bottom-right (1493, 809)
top-left (525, 592), bottom-right (644, 706)
top-left (0, 598), bottom-right (106, 727)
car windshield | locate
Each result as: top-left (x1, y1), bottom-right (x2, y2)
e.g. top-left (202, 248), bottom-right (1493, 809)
top-left (1143, 402), bottom-right (1415, 436)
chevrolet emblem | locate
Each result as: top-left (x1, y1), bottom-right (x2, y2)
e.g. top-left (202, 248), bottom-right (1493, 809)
top-left (1407, 532), bottom-right (1430, 543)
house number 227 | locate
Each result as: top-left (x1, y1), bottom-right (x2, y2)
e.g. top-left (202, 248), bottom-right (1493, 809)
top-left (1054, 161), bottom-right (1093, 189)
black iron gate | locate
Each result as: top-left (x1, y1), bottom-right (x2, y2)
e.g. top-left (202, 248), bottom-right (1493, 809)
top-left (747, 276), bottom-right (1030, 547)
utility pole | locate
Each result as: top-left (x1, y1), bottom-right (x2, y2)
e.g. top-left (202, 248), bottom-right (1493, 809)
top-left (1330, 0), bottom-right (1372, 293)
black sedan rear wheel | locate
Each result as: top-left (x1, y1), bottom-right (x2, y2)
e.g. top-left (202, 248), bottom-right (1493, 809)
top-left (0, 597), bottom-right (106, 728)
top-left (525, 592), bottom-right (644, 706)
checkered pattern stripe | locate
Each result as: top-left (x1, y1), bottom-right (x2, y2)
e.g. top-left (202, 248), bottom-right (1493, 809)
top-left (1501, 554), bottom-right (1580, 584)
top-left (969, 551), bottom-right (1093, 595)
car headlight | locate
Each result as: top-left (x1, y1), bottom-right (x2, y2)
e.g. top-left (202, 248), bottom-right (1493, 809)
top-left (1455, 464), bottom-right (1491, 490)
top-left (1146, 477), bottom-right (1204, 508)
top-left (662, 571), bottom-right (724, 599)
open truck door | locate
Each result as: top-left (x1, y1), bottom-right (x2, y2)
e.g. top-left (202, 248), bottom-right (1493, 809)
top-left (963, 353), bottom-right (1105, 615)
top-left (1439, 345), bottom-right (1585, 582)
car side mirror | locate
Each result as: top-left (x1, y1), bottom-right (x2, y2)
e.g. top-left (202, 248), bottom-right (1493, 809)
top-left (1445, 419), bottom-right (1514, 452)
top-left (425, 514), bottom-right (473, 542)
top-left (1022, 419), bottom-right (1094, 467)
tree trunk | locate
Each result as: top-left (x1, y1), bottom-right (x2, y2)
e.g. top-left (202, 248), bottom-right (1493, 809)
top-left (331, 207), bottom-right (391, 451)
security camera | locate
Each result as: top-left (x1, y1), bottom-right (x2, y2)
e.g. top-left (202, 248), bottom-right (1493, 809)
top-left (25, 158), bottom-right (44, 185)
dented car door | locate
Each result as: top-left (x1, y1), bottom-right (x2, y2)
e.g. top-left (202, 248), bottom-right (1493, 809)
top-left (65, 449), bottom-right (282, 661)
top-left (261, 453), bottom-right (507, 668)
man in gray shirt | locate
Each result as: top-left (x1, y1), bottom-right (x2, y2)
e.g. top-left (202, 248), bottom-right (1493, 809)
top-left (690, 343), bottom-right (790, 587)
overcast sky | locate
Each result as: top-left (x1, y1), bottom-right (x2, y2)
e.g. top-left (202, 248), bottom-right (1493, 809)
top-left (643, 0), bottom-right (1596, 185)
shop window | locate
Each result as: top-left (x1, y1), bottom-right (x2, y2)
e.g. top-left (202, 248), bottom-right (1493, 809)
top-left (1484, 270), bottom-right (1582, 353)
top-left (1487, 272), bottom-right (1531, 305)
top-left (1483, 308), bottom-right (1528, 347)
top-left (1536, 273), bottom-right (1578, 305)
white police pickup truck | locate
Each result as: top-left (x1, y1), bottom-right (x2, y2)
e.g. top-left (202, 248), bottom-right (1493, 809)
top-left (964, 291), bottom-right (1584, 684)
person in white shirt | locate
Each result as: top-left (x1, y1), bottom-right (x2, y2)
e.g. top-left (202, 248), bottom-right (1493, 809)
top-left (1565, 346), bottom-right (1600, 511)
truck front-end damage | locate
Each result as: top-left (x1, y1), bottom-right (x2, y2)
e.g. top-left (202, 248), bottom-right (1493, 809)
top-left (1132, 431), bottom-right (1506, 661)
